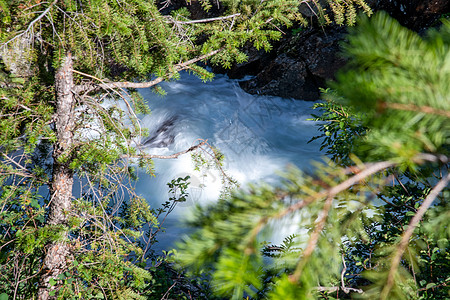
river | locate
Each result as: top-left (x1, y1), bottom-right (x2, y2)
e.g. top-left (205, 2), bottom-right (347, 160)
top-left (135, 72), bottom-right (323, 252)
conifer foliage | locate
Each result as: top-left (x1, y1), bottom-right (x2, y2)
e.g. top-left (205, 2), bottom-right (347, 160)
top-left (0, 0), bottom-right (372, 299)
top-left (176, 13), bottom-right (450, 300)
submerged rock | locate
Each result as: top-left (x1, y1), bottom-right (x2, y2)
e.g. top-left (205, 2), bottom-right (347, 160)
top-left (142, 116), bottom-right (177, 148)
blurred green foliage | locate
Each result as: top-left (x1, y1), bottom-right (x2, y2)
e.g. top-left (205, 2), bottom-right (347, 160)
top-left (176, 12), bottom-right (449, 300)
top-left (0, 0), bottom-right (372, 298)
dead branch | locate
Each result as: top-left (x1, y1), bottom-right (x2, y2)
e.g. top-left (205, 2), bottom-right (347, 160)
top-left (1, 153), bottom-right (36, 179)
top-left (414, 153), bottom-right (449, 164)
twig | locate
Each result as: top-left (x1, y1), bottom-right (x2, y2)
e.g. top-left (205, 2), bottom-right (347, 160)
top-left (340, 254), bottom-right (364, 294)
top-left (121, 139), bottom-right (208, 160)
top-left (169, 13), bottom-right (241, 25)
top-left (315, 286), bottom-right (339, 293)
top-left (161, 279), bottom-right (178, 300)
top-left (393, 172), bottom-right (410, 196)
top-left (300, 0), bottom-right (320, 20)
top-left (381, 173), bottom-right (450, 300)
top-left (1, 153), bottom-right (35, 179)
top-left (268, 21), bottom-right (286, 34)
top-left (1, 0), bottom-right (57, 49)
top-left (379, 102), bottom-right (450, 118)
top-left (72, 70), bottom-right (139, 125)
top-left (341, 253), bottom-right (347, 291)
top-left (289, 194), bottom-right (334, 282)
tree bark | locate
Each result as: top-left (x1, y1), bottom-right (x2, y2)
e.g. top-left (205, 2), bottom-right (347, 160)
top-left (38, 53), bottom-right (75, 300)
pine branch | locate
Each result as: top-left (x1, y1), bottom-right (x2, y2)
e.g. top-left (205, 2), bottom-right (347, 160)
top-left (278, 160), bottom-right (396, 222)
top-left (247, 154), bottom-right (448, 285)
top-left (289, 194), bottom-right (334, 282)
top-left (73, 49), bottom-right (223, 94)
top-left (289, 154), bottom-right (449, 283)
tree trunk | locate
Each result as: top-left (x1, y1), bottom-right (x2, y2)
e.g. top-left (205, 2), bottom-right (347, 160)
top-left (38, 53), bottom-right (75, 300)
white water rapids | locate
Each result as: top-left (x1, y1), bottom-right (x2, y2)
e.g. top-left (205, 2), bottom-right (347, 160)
top-left (135, 72), bottom-right (324, 252)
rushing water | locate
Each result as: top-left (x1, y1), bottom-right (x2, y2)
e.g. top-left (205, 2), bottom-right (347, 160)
top-left (135, 72), bottom-right (323, 252)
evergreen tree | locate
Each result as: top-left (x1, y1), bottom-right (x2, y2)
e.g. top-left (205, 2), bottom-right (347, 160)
top-left (176, 13), bottom-right (450, 300)
top-left (0, 0), bottom-right (371, 299)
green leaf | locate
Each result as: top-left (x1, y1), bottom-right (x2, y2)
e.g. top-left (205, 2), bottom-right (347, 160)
top-left (425, 283), bottom-right (436, 289)
top-left (49, 278), bottom-right (57, 287)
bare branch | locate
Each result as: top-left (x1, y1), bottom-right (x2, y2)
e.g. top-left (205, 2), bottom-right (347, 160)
top-left (379, 101), bottom-right (450, 118)
top-left (341, 254), bottom-right (364, 294)
top-left (72, 71), bottom-right (142, 137)
top-left (1, 0), bottom-right (57, 49)
top-left (314, 286), bottom-right (339, 293)
top-left (121, 140), bottom-right (208, 160)
top-left (381, 173), bottom-right (450, 300)
top-left (414, 153), bottom-right (449, 164)
top-left (1, 153), bottom-right (35, 179)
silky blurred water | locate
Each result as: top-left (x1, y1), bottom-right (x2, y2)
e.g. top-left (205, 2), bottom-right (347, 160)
top-left (135, 72), bottom-right (323, 252)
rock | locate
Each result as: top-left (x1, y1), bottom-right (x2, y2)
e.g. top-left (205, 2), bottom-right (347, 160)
top-left (239, 53), bottom-right (318, 100)
top-left (221, 46), bottom-right (278, 79)
top-left (375, 0), bottom-right (450, 32)
top-left (238, 26), bottom-right (347, 101)
top-left (218, 0), bottom-right (449, 100)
